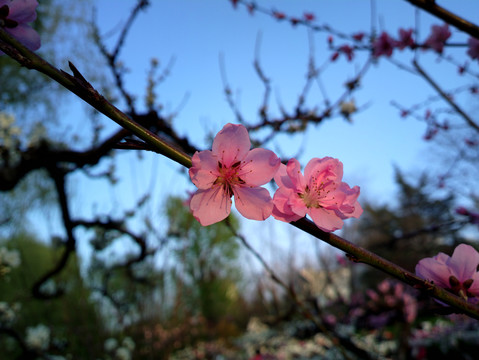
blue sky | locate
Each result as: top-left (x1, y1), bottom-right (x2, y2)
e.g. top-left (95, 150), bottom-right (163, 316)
top-left (91, 1), bottom-right (477, 201)
top-left (62, 0), bottom-right (479, 265)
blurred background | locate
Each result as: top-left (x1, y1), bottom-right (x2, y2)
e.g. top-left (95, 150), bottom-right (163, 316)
top-left (1, 0), bottom-right (479, 358)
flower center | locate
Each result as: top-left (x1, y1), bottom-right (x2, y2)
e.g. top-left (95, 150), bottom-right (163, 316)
top-left (299, 173), bottom-right (335, 209)
top-left (0, 5), bottom-right (18, 29)
top-left (214, 161), bottom-right (245, 197)
top-left (299, 185), bottom-right (321, 208)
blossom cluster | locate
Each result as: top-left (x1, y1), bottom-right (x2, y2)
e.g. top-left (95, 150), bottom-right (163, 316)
top-left (331, 23), bottom-right (479, 63)
top-left (25, 323), bottom-right (51, 351)
top-left (0, 301), bottom-right (20, 326)
top-left (0, 245), bottom-right (21, 276)
top-left (104, 337), bottom-right (136, 360)
top-left (188, 123), bottom-right (362, 232)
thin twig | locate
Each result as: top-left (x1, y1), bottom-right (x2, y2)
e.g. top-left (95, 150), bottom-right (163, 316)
top-left (413, 59), bottom-right (479, 133)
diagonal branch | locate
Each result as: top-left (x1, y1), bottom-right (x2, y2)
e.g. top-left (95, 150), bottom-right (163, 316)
top-left (3, 27), bottom-right (479, 320)
top-left (0, 28), bottom-right (192, 169)
top-left (405, 0), bottom-right (479, 39)
top-left (413, 59), bottom-right (479, 133)
top-left (291, 217), bottom-right (479, 320)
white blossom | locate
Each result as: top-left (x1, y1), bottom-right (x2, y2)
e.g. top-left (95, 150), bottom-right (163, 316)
top-left (115, 347), bottom-right (131, 360)
top-left (122, 337), bottom-right (135, 351)
top-left (0, 302), bottom-right (17, 325)
top-left (25, 324), bottom-right (50, 351)
top-left (0, 247), bottom-right (21, 276)
top-left (340, 99), bottom-right (357, 116)
top-left (104, 338), bottom-right (118, 352)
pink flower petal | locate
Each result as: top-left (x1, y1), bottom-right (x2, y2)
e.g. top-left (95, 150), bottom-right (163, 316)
top-left (447, 244), bottom-right (479, 282)
top-left (272, 188), bottom-right (302, 222)
top-left (239, 148), bottom-right (280, 186)
top-left (233, 186), bottom-right (273, 221)
top-left (335, 183), bottom-right (362, 218)
top-left (415, 256), bottom-right (451, 289)
top-left (286, 158), bottom-right (306, 191)
top-left (308, 207), bottom-right (344, 232)
top-left (467, 37), bottom-right (479, 60)
top-left (304, 157), bottom-right (343, 184)
top-left (288, 193), bottom-right (308, 218)
top-left (189, 150), bottom-right (219, 189)
top-left (274, 163), bottom-right (294, 189)
top-left (212, 123), bottom-right (250, 167)
top-left (189, 187), bottom-right (231, 226)
top-left (6, 23), bottom-right (40, 51)
top-left (9, 0), bottom-right (38, 23)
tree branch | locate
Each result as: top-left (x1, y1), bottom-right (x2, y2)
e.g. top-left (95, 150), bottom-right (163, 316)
top-left (413, 59), bottom-right (479, 133)
top-left (0, 28), bottom-right (192, 169)
top-left (405, 0), bottom-right (479, 39)
top-left (2, 27), bottom-right (479, 320)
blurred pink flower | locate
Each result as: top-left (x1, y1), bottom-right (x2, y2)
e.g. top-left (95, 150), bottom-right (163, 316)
top-left (303, 12), bottom-right (315, 22)
top-left (189, 123), bottom-right (280, 226)
top-left (272, 11), bottom-right (285, 20)
top-left (0, 0), bottom-right (40, 54)
top-left (272, 157), bottom-right (362, 232)
top-left (338, 44), bottom-right (354, 61)
top-left (372, 32), bottom-right (395, 57)
top-left (352, 32), bottom-right (365, 41)
top-left (424, 24), bottom-right (451, 54)
top-left (396, 28), bottom-right (414, 50)
top-left (467, 37), bottom-right (479, 60)
top-left (415, 244), bottom-right (479, 301)
top-left (455, 206), bottom-right (479, 224)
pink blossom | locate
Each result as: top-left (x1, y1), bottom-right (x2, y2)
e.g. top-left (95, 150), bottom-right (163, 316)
top-left (352, 32), bottom-right (365, 41)
top-left (189, 123), bottom-right (280, 226)
top-left (396, 28), bottom-right (414, 50)
top-left (424, 24), bottom-right (451, 54)
top-left (467, 37), bottom-right (479, 60)
top-left (272, 11), bottom-right (286, 20)
top-left (338, 44), bottom-right (354, 61)
top-left (372, 32), bottom-right (395, 58)
top-left (415, 244), bottom-right (479, 301)
top-left (455, 206), bottom-right (479, 224)
top-left (272, 157), bottom-right (362, 232)
top-left (0, 0), bottom-right (40, 54)
top-left (303, 12), bottom-right (315, 22)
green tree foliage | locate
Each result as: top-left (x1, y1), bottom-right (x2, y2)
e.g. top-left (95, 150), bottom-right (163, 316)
top-left (87, 251), bottom-right (167, 330)
top-left (166, 196), bottom-right (243, 325)
top-left (0, 233), bottom-right (105, 359)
